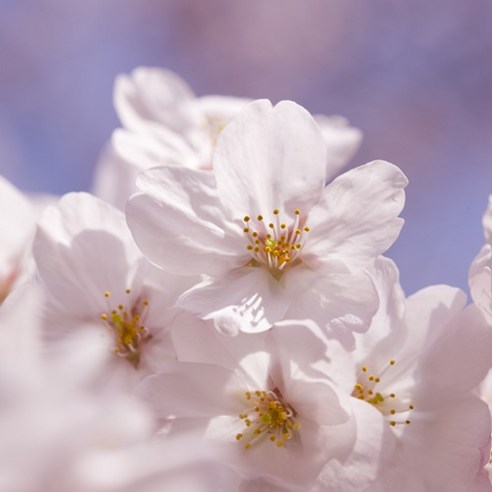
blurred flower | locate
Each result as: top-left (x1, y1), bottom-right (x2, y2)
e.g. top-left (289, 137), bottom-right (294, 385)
top-left (33, 192), bottom-right (195, 386)
top-left (93, 67), bottom-right (361, 210)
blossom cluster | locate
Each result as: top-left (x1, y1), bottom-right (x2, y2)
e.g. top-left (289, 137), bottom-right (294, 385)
top-left (2, 67), bottom-right (492, 491)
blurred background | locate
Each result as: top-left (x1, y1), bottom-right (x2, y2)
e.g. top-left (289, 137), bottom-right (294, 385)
top-left (1, 0), bottom-right (491, 295)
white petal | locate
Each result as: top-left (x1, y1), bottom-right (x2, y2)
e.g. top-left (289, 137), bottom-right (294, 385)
top-left (213, 100), bottom-right (327, 221)
top-left (413, 304), bottom-right (492, 404)
top-left (285, 266), bottom-right (379, 349)
top-left (312, 398), bottom-right (396, 492)
top-left (138, 361), bottom-right (244, 418)
top-left (127, 166), bottom-right (244, 276)
top-left (114, 67), bottom-right (197, 132)
top-left (305, 160), bottom-right (408, 264)
top-left (177, 268), bottom-right (290, 334)
top-left (354, 257), bottom-right (407, 367)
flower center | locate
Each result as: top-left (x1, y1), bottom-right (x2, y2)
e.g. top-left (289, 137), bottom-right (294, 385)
top-left (352, 359), bottom-right (414, 427)
top-left (235, 389), bottom-right (300, 450)
top-left (100, 289), bottom-right (151, 368)
top-left (242, 209), bottom-right (310, 276)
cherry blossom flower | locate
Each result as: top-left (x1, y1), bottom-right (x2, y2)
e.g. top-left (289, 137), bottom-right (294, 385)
top-left (127, 99), bottom-right (407, 339)
top-left (352, 258), bottom-right (492, 492)
top-left (141, 319), bottom-right (393, 491)
top-left (33, 192), bottom-right (195, 385)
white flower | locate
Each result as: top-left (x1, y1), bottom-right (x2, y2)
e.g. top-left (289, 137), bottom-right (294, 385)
top-left (33, 192), bottom-right (194, 385)
top-left (0, 283), bottom-right (162, 492)
top-left (353, 259), bottom-right (492, 491)
top-left (127, 99), bottom-right (407, 339)
top-left (141, 320), bottom-right (392, 491)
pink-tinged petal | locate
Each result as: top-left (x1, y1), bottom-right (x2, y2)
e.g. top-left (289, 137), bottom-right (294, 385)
top-left (469, 244), bottom-right (492, 324)
top-left (354, 257), bottom-right (407, 368)
top-left (33, 193), bottom-right (141, 317)
top-left (314, 114), bottom-right (362, 179)
top-left (270, 320), bottom-right (356, 404)
top-left (92, 143), bottom-right (143, 211)
top-left (138, 361), bottom-right (244, 418)
top-left (207, 415), bottom-right (338, 490)
top-left (113, 125), bottom-right (200, 169)
top-left (312, 398), bottom-right (396, 492)
top-left (213, 100), bottom-right (327, 221)
top-left (364, 467), bottom-right (427, 492)
top-left (171, 311), bottom-right (271, 382)
top-left (305, 160), bottom-right (408, 264)
top-left (127, 166), bottom-right (244, 276)
top-left (114, 67), bottom-right (196, 132)
top-left (413, 304), bottom-right (492, 405)
top-left (284, 266), bottom-right (379, 349)
top-left (364, 283), bottom-right (468, 390)
top-left (398, 396), bottom-right (491, 492)
top-left (177, 267), bottom-right (290, 334)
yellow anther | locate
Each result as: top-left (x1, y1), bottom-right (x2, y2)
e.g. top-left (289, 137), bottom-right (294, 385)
top-left (104, 291), bottom-right (111, 298)
top-left (390, 359), bottom-right (396, 365)
top-left (100, 313), bottom-right (108, 320)
top-left (273, 209), bottom-right (279, 215)
top-left (243, 216), bottom-right (250, 222)
top-left (243, 227), bottom-right (250, 233)
top-left (409, 404), bottom-right (414, 410)
top-left (236, 433), bottom-right (243, 440)
top-left (280, 223), bottom-right (286, 229)
top-left (125, 288), bottom-right (131, 294)
top-left (257, 215), bottom-right (263, 221)
top-left (304, 226), bottom-right (311, 232)
top-left (268, 223), bottom-right (274, 229)
top-left (247, 245), bottom-right (254, 251)
top-left (294, 209), bottom-right (301, 215)
top-left (361, 366), bottom-right (368, 372)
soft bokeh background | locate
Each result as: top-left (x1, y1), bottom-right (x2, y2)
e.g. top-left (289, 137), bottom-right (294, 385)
top-left (1, 0), bottom-right (492, 295)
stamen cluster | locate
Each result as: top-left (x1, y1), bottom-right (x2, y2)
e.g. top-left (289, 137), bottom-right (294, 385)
top-left (353, 360), bottom-right (413, 427)
top-left (242, 209), bottom-right (310, 275)
top-left (100, 289), bottom-right (151, 368)
top-left (235, 389), bottom-right (300, 449)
